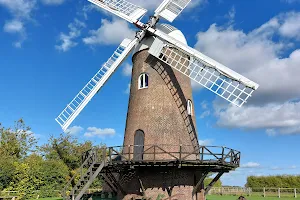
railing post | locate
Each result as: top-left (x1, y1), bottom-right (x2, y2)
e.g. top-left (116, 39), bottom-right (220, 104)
top-left (154, 145), bottom-right (156, 162)
top-left (278, 188), bottom-right (280, 198)
top-left (128, 145), bottom-right (131, 160)
top-left (263, 187), bottom-right (266, 197)
top-left (295, 188), bottom-right (297, 198)
top-left (201, 146), bottom-right (204, 161)
top-left (109, 147), bottom-right (112, 165)
top-left (221, 147), bottom-right (224, 163)
top-left (103, 147), bottom-right (106, 166)
top-left (179, 144), bottom-right (182, 162)
top-left (230, 149), bottom-right (233, 164)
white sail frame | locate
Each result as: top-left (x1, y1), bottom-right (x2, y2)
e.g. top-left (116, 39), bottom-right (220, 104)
top-left (56, 38), bottom-right (138, 131)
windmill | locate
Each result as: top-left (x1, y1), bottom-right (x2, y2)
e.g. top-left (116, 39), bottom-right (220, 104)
top-left (57, 0), bottom-right (259, 199)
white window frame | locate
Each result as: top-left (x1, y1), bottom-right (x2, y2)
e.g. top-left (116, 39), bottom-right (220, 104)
top-left (187, 100), bottom-right (193, 116)
top-left (138, 73), bottom-right (149, 89)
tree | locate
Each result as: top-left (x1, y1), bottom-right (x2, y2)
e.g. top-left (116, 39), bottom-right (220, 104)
top-left (0, 119), bottom-right (36, 191)
top-left (0, 119), bottom-right (37, 159)
top-left (40, 133), bottom-right (94, 187)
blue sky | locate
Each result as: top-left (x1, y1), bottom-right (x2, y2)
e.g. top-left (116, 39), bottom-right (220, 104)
top-left (1, 0), bottom-right (300, 186)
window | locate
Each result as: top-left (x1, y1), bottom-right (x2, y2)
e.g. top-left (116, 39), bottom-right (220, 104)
top-left (138, 73), bottom-right (149, 89)
top-left (187, 100), bottom-right (193, 116)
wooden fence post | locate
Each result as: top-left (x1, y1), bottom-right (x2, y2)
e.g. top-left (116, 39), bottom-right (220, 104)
top-left (295, 188), bottom-right (297, 198)
top-left (278, 188), bottom-right (280, 198)
top-left (263, 187), bottom-right (266, 197)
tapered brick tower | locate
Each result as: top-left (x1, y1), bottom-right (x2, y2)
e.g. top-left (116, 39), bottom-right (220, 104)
top-left (119, 24), bottom-right (203, 200)
top-left (124, 24), bottom-right (198, 155)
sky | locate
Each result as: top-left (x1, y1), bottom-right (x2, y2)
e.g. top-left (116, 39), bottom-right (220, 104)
top-left (1, 0), bottom-right (300, 186)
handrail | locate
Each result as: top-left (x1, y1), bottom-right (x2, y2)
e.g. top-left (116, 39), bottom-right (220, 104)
top-left (101, 145), bottom-right (240, 167)
top-left (61, 148), bottom-right (97, 199)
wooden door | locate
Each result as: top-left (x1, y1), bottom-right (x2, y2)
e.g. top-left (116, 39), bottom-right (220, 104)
top-left (134, 130), bottom-right (144, 160)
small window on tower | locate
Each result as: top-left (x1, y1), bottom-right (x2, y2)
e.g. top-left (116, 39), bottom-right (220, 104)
top-left (187, 100), bottom-right (193, 116)
top-left (138, 73), bottom-right (149, 89)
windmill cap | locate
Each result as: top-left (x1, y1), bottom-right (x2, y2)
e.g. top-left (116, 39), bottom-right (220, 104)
top-left (155, 24), bottom-right (187, 45)
top-left (134, 23), bottom-right (187, 55)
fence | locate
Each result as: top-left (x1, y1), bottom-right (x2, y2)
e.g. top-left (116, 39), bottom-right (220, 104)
top-left (208, 187), bottom-right (299, 198)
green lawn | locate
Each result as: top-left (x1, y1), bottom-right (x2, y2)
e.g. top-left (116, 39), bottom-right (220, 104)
top-left (29, 196), bottom-right (298, 200)
top-left (207, 195), bottom-right (298, 200)
top-left (30, 198), bottom-right (62, 200)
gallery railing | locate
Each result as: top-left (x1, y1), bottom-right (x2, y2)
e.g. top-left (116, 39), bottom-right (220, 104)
top-left (95, 145), bottom-right (240, 167)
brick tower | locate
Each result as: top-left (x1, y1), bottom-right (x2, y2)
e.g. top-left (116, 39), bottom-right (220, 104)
top-left (119, 24), bottom-right (203, 199)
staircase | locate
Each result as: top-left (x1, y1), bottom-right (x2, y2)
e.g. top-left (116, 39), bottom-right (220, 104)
top-left (62, 149), bottom-right (106, 200)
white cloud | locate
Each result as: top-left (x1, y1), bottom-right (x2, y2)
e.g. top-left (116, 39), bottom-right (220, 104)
top-left (201, 101), bottom-right (208, 109)
top-left (0, 0), bottom-right (36, 47)
top-left (66, 126), bottom-right (84, 135)
top-left (56, 19), bottom-right (86, 52)
top-left (0, 0), bottom-right (36, 18)
top-left (122, 63), bottom-right (132, 77)
top-left (41, 0), bottom-right (65, 5)
top-left (282, 0), bottom-right (300, 3)
top-left (200, 111), bottom-right (210, 119)
top-left (84, 127), bottom-right (116, 138)
top-left (198, 139), bottom-right (213, 146)
top-left (83, 18), bottom-right (135, 46)
top-left (3, 20), bottom-right (24, 33)
top-left (124, 83), bottom-right (131, 94)
top-left (241, 162), bottom-right (261, 168)
top-left (195, 13), bottom-right (300, 105)
top-left (278, 12), bottom-right (300, 40)
top-left (216, 101), bottom-right (300, 135)
top-left (195, 12), bottom-right (300, 135)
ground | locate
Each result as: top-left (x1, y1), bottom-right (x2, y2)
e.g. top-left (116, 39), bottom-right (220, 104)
top-left (32, 196), bottom-right (298, 200)
top-left (207, 195), bottom-right (297, 200)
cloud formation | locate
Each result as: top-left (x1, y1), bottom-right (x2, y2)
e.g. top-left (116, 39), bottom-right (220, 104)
top-left (84, 127), bottom-right (116, 138)
top-left (66, 126), bottom-right (84, 135)
top-left (198, 139), bottom-right (214, 146)
top-left (241, 162), bottom-right (261, 168)
top-left (195, 12), bottom-right (300, 135)
top-left (41, 0), bottom-right (65, 5)
top-left (83, 18), bottom-right (135, 46)
top-left (122, 63), bottom-right (132, 77)
top-left (0, 0), bottom-right (36, 47)
top-left (56, 19), bottom-right (86, 52)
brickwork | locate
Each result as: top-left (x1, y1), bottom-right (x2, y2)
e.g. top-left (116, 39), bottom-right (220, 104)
top-left (117, 169), bottom-right (205, 200)
top-left (123, 49), bottom-right (198, 155)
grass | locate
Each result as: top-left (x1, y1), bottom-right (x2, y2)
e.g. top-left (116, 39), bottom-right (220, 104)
top-left (29, 196), bottom-right (298, 200)
top-left (30, 198), bottom-right (62, 200)
top-left (207, 195), bottom-right (298, 200)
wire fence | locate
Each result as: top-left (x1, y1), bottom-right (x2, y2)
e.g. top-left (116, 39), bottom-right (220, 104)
top-left (208, 187), bottom-right (299, 198)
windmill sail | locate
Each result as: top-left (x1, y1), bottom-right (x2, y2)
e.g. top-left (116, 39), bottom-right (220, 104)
top-left (88, 0), bottom-right (147, 23)
top-left (148, 34), bottom-right (259, 107)
top-left (155, 0), bottom-right (191, 22)
top-left (56, 38), bottom-right (138, 131)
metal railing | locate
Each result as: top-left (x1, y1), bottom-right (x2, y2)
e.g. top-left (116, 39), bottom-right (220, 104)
top-left (99, 145), bottom-right (240, 167)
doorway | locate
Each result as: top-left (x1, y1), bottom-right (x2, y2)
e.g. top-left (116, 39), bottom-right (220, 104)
top-left (134, 130), bottom-right (144, 160)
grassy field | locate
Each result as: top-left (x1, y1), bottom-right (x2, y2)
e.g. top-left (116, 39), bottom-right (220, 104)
top-left (207, 195), bottom-right (297, 200)
top-left (30, 198), bottom-right (62, 200)
top-left (29, 196), bottom-right (298, 200)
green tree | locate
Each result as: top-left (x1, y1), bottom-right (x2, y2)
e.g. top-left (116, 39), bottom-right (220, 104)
top-left (0, 119), bottom-right (36, 191)
top-left (40, 134), bottom-right (94, 187)
top-left (0, 119), bottom-right (37, 159)
top-left (204, 178), bottom-right (222, 188)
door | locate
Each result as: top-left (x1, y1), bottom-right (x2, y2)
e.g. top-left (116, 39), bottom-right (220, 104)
top-left (134, 130), bottom-right (144, 161)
